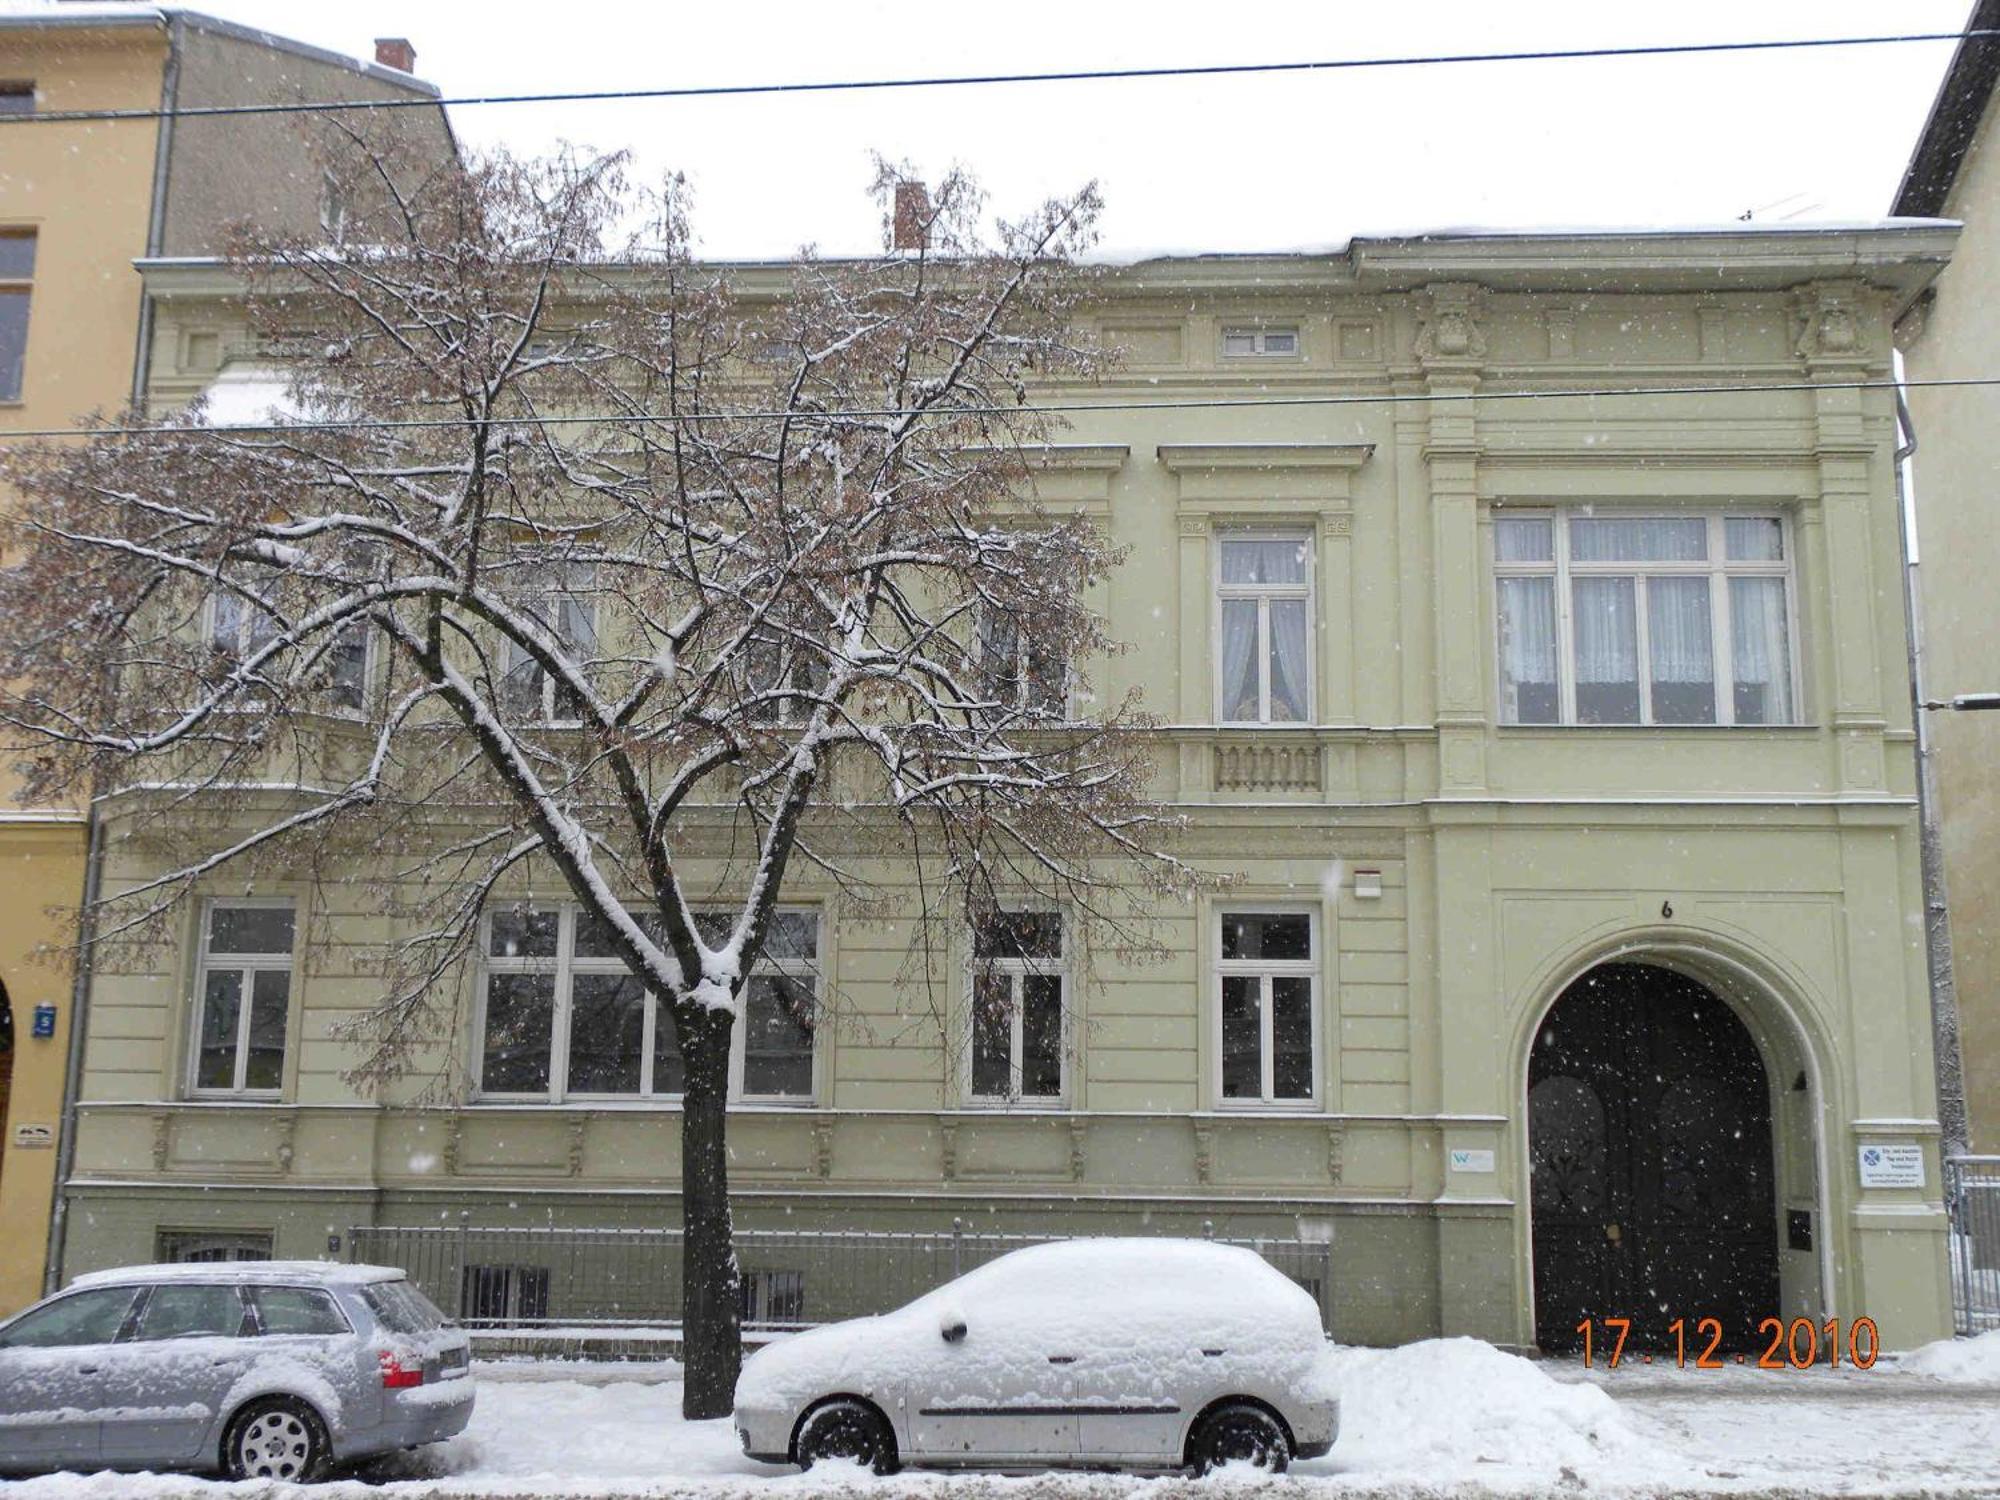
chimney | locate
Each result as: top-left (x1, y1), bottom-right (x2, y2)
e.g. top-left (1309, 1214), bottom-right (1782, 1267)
top-left (374, 37), bottom-right (416, 74)
top-left (892, 181), bottom-right (930, 252)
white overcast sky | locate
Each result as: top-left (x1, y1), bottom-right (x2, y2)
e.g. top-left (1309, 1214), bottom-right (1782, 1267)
top-left (170, 0), bottom-right (1969, 257)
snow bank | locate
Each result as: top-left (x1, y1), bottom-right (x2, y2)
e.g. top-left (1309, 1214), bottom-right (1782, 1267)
top-left (1320, 1337), bottom-right (1659, 1478)
top-left (1898, 1328), bottom-right (2000, 1383)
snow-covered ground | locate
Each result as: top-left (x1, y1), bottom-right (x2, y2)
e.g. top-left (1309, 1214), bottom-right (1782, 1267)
top-left (3, 1334), bottom-right (1998, 1499)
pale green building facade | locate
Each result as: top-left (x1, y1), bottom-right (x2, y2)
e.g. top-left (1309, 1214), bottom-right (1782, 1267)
top-left (56, 224), bottom-right (1959, 1351)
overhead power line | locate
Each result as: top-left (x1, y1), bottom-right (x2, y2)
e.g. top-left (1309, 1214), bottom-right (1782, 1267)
top-left (0, 373), bottom-right (1989, 442)
top-left (0, 30), bottom-right (1990, 127)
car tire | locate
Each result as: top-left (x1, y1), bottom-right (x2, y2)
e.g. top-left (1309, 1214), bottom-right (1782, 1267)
top-left (1189, 1402), bottom-right (1292, 1475)
top-left (794, 1398), bottom-right (899, 1475)
top-left (222, 1395), bottom-right (332, 1483)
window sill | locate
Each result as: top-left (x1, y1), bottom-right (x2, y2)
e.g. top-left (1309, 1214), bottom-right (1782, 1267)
top-left (1495, 722), bottom-right (1817, 735)
top-left (467, 1097), bottom-right (819, 1111)
top-left (958, 1098), bottom-right (1071, 1112)
top-left (1212, 1099), bottom-right (1324, 1114)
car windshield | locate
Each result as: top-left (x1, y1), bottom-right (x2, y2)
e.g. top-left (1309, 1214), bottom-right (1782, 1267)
top-left (362, 1278), bottom-right (446, 1333)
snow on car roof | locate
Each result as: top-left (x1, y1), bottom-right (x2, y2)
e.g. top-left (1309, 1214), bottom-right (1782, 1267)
top-left (68, 1261), bottom-right (407, 1290)
top-left (953, 1236), bottom-right (1288, 1289)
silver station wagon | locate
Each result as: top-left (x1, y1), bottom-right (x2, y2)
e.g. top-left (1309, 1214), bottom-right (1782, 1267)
top-left (0, 1262), bottom-right (473, 1482)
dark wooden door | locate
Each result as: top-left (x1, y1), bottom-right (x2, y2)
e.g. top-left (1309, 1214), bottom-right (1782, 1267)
top-left (1530, 963), bottom-right (1778, 1353)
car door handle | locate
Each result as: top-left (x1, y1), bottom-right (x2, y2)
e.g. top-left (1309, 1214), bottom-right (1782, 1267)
top-left (1046, 1354), bottom-right (1078, 1364)
top-left (77, 1365), bottom-right (100, 1375)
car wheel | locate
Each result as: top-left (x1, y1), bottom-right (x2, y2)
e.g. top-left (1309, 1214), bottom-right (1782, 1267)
top-left (794, 1398), bottom-right (899, 1475)
top-left (223, 1395), bottom-right (332, 1483)
top-left (1190, 1402), bottom-right (1291, 1475)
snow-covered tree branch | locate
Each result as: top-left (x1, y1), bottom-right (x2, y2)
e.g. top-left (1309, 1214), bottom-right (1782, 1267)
top-left (0, 127), bottom-right (1204, 1416)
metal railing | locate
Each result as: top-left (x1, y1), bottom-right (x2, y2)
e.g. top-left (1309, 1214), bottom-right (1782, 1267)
top-left (1946, 1155), bottom-right (2000, 1335)
top-left (347, 1221), bottom-right (1338, 1335)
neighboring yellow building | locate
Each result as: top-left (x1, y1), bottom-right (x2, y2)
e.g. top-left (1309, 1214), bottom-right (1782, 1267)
top-left (0, 6), bottom-right (448, 1314)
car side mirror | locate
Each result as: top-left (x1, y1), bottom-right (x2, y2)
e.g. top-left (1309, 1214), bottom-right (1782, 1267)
top-left (941, 1318), bottom-right (968, 1344)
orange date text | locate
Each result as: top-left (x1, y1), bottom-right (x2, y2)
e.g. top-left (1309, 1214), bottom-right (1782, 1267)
top-left (1574, 1316), bottom-right (1878, 1370)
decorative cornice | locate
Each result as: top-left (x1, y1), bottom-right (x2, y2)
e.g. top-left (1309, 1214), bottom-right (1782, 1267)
top-left (1159, 443), bottom-right (1373, 508)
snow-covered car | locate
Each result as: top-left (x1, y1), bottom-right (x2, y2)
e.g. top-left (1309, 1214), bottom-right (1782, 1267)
top-left (0, 1261), bottom-right (473, 1482)
top-left (734, 1237), bottom-right (1339, 1474)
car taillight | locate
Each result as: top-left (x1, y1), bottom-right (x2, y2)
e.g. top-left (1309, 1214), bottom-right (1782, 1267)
top-left (379, 1350), bottom-right (424, 1388)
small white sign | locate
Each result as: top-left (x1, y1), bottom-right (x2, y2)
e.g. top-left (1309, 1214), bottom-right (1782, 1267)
top-left (1448, 1147), bottom-right (1496, 1174)
top-left (1857, 1142), bottom-right (1925, 1189)
top-left (10, 1123), bottom-right (53, 1151)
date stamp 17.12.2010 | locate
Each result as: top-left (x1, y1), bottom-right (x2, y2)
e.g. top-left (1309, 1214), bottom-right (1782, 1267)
top-left (1574, 1316), bottom-right (1880, 1370)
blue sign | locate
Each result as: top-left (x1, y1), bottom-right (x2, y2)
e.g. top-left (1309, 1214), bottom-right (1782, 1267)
top-left (30, 1004), bottom-right (56, 1039)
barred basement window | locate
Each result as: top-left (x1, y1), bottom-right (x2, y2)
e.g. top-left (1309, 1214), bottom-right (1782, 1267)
top-left (156, 1230), bottom-right (274, 1264)
top-left (461, 1264), bottom-right (551, 1323)
top-left (738, 1269), bottom-right (806, 1326)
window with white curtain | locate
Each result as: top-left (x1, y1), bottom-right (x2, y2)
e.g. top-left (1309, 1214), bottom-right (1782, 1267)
top-left (1215, 532), bottom-right (1313, 723)
top-left (499, 563), bottom-right (596, 724)
top-left (476, 904), bottom-right (818, 1103)
top-left (1494, 511), bottom-right (1797, 727)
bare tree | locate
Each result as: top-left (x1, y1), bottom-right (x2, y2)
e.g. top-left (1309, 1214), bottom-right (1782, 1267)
top-left (0, 126), bottom-right (1201, 1417)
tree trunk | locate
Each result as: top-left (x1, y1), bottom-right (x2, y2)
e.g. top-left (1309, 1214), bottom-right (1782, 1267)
top-left (678, 1004), bottom-right (742, 1420)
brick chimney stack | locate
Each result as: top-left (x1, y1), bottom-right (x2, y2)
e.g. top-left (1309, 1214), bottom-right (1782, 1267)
top-left (892, 182), bottom-right (930, 252)
top-left (374, 38), bottom-right (416, 74)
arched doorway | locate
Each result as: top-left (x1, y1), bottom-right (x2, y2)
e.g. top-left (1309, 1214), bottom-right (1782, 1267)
top-left (1529, 961), bottom-right (1779, 1353)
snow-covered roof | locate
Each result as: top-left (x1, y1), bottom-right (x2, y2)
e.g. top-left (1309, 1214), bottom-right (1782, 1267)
top-left (196, 360), bottom-right (303, 428)
top-left (1081, 217), bottom-right (1962, 266)
top-left (0, 3), bottom-right (442, 98)
top-left (68, 1260), bottom-right (405, 1289)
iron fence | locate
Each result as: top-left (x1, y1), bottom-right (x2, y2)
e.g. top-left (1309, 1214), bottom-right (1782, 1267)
top-left (347, 1222), bottom-right (1338, 1335)
top-left (1946, 1155), bottom-right (2000, 1335)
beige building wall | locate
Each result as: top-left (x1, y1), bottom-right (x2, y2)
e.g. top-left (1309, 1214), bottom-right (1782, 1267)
top-left (59, 230), bottom-right (1960, 1350)
top-left (1900, 91), bottom-right (2000, 1157)
top-left (0, 18), bottom-right (165, 1318)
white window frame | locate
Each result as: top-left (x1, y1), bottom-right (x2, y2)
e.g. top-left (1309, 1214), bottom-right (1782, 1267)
top-left (963, 912), bottom-right (1067, 1107)
top-left (473, 904), bottom-right (820, 1106)
top-left (976, 600), bottom-right (1070, 720)
top-left (207, 589), bottom-right (372, 716)
top-left (1212, 906), bottom-right (1320, 1110)
top-left (187, 897), bottom-right (295, 1099)
top-left (1213, 529), bottom-right (1316, 724)
top-left (1221, 325), bottom-right (1300, 358)
top-left (501, 564), bottom-right (596, 726)
top-left (1493, 508), bottom-right (1802, 728)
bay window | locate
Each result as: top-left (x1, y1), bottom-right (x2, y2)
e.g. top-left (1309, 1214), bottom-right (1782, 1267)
top-left (1495, 510), bottom-right (1797, 726)
top-left (476, 905), bottom-right (819, 1103)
